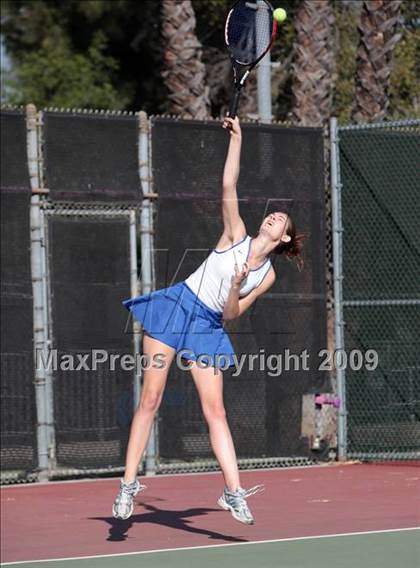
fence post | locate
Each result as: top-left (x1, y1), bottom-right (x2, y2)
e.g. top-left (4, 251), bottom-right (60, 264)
top-left (27, 103), bottom-right (50, 480)
top-left (138, 111), bottom-right (157, 475)
top-left (257, 0), bottom-right (272, 123)
top-left (330, 117), bottom-right (347, 461)
top-left (37, 110), bottom-right (56, 471)
top-left (129, 206), bottom-right (141, 413)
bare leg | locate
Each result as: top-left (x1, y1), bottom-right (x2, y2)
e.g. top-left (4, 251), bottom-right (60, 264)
top-left (189, 362), bottom-right (240, 491)
top-left (123, 334), bottom-right (176, 483)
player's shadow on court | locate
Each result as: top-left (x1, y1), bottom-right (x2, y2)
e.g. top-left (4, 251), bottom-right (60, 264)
top-left (92, 502), bottom-right (249, 543)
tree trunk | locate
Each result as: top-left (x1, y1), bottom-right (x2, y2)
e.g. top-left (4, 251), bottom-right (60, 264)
top-left (351, 0), bottom-right (402, 122)
top-left (161, 0), bottom-right (210, 118)
top-left (291, 0), bottom-right (336, 126)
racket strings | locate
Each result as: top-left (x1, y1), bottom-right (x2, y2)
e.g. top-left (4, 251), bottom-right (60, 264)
top-left (226, 1), bottom-right (273, 65)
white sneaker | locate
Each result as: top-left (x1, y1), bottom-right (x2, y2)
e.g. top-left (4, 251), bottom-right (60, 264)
top-left (217, 484), bottom-right (265, 525)
top-left (112, 478), bottom-right (146, 520)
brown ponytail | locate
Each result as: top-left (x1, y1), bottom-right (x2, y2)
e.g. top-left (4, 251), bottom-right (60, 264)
top-left (272, 216), bottom-right (306, 271)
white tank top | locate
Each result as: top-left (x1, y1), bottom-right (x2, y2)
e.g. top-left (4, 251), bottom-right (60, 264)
top-left (184, 234), bottom-right (272, 313)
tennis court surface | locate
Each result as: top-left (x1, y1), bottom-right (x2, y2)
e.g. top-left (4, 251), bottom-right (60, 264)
top-left (2, 463), bottom-right (419, 567)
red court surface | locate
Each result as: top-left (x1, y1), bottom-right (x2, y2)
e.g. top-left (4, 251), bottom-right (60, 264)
top-left (1, 463), bottom-right (419, 564)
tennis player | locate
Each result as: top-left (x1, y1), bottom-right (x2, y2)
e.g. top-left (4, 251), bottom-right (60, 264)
top-left (113, 116), bottom-right (304, 525)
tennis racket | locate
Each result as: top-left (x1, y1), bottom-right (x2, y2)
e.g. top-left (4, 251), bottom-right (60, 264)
top-left (224, 0), bottom-right (277, 119)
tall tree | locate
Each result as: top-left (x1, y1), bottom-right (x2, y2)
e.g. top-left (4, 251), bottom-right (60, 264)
top-left (351, 0), bottom-right (402, 122)
top-left (290, 0), bottom-right (336, 126)
top-left (389, 0), bottom-right (420, 118)
top-left (161, 0), bottom-right (210, 118)
top-left (1, 0), bottom-right (164, 112)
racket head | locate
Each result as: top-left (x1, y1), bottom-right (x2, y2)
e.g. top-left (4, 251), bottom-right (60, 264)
top-left (224, 0), bottom-right (277, 68)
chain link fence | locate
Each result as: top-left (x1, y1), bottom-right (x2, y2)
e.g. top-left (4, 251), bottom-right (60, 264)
top-left (3, 105), bottom-right (383, 484)
top-left (332, 119), bottom-right (420, 460)
top-left (1, 110), bottom-right (38, 478)
top-left (3, 109), bottom-right (418, 484)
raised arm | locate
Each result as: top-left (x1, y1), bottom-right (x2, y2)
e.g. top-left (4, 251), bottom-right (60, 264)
top-left (219, 117), bottom-right (246, 246)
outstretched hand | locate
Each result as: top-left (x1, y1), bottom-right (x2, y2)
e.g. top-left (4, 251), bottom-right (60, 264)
top-left (223, 116), bottom-right (241, 138)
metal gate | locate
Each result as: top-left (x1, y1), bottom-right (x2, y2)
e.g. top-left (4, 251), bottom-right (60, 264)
top-left (330, 118), bottom-right (420, 461)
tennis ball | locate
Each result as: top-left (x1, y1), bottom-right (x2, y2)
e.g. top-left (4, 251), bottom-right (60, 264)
top-left (273, 7), bottom-right (287, 23)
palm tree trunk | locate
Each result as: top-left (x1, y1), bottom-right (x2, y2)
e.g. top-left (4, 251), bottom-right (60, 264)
top-left (161, 0), bottom-right (210, 119)
top-left (351, 0), bottom-right (402, 122)
top-left (291, 0), bottom-right (336, 126)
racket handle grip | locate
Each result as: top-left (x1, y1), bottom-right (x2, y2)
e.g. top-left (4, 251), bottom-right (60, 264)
top-left (228, 89), bottom-right (241, 119)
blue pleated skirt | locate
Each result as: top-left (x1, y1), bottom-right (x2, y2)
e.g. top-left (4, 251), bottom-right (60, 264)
top-left (122, 281), bottom-right (236, 368)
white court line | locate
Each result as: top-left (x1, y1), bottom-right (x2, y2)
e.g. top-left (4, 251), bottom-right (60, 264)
top-left (2, 527), bottom-right (419, 565)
